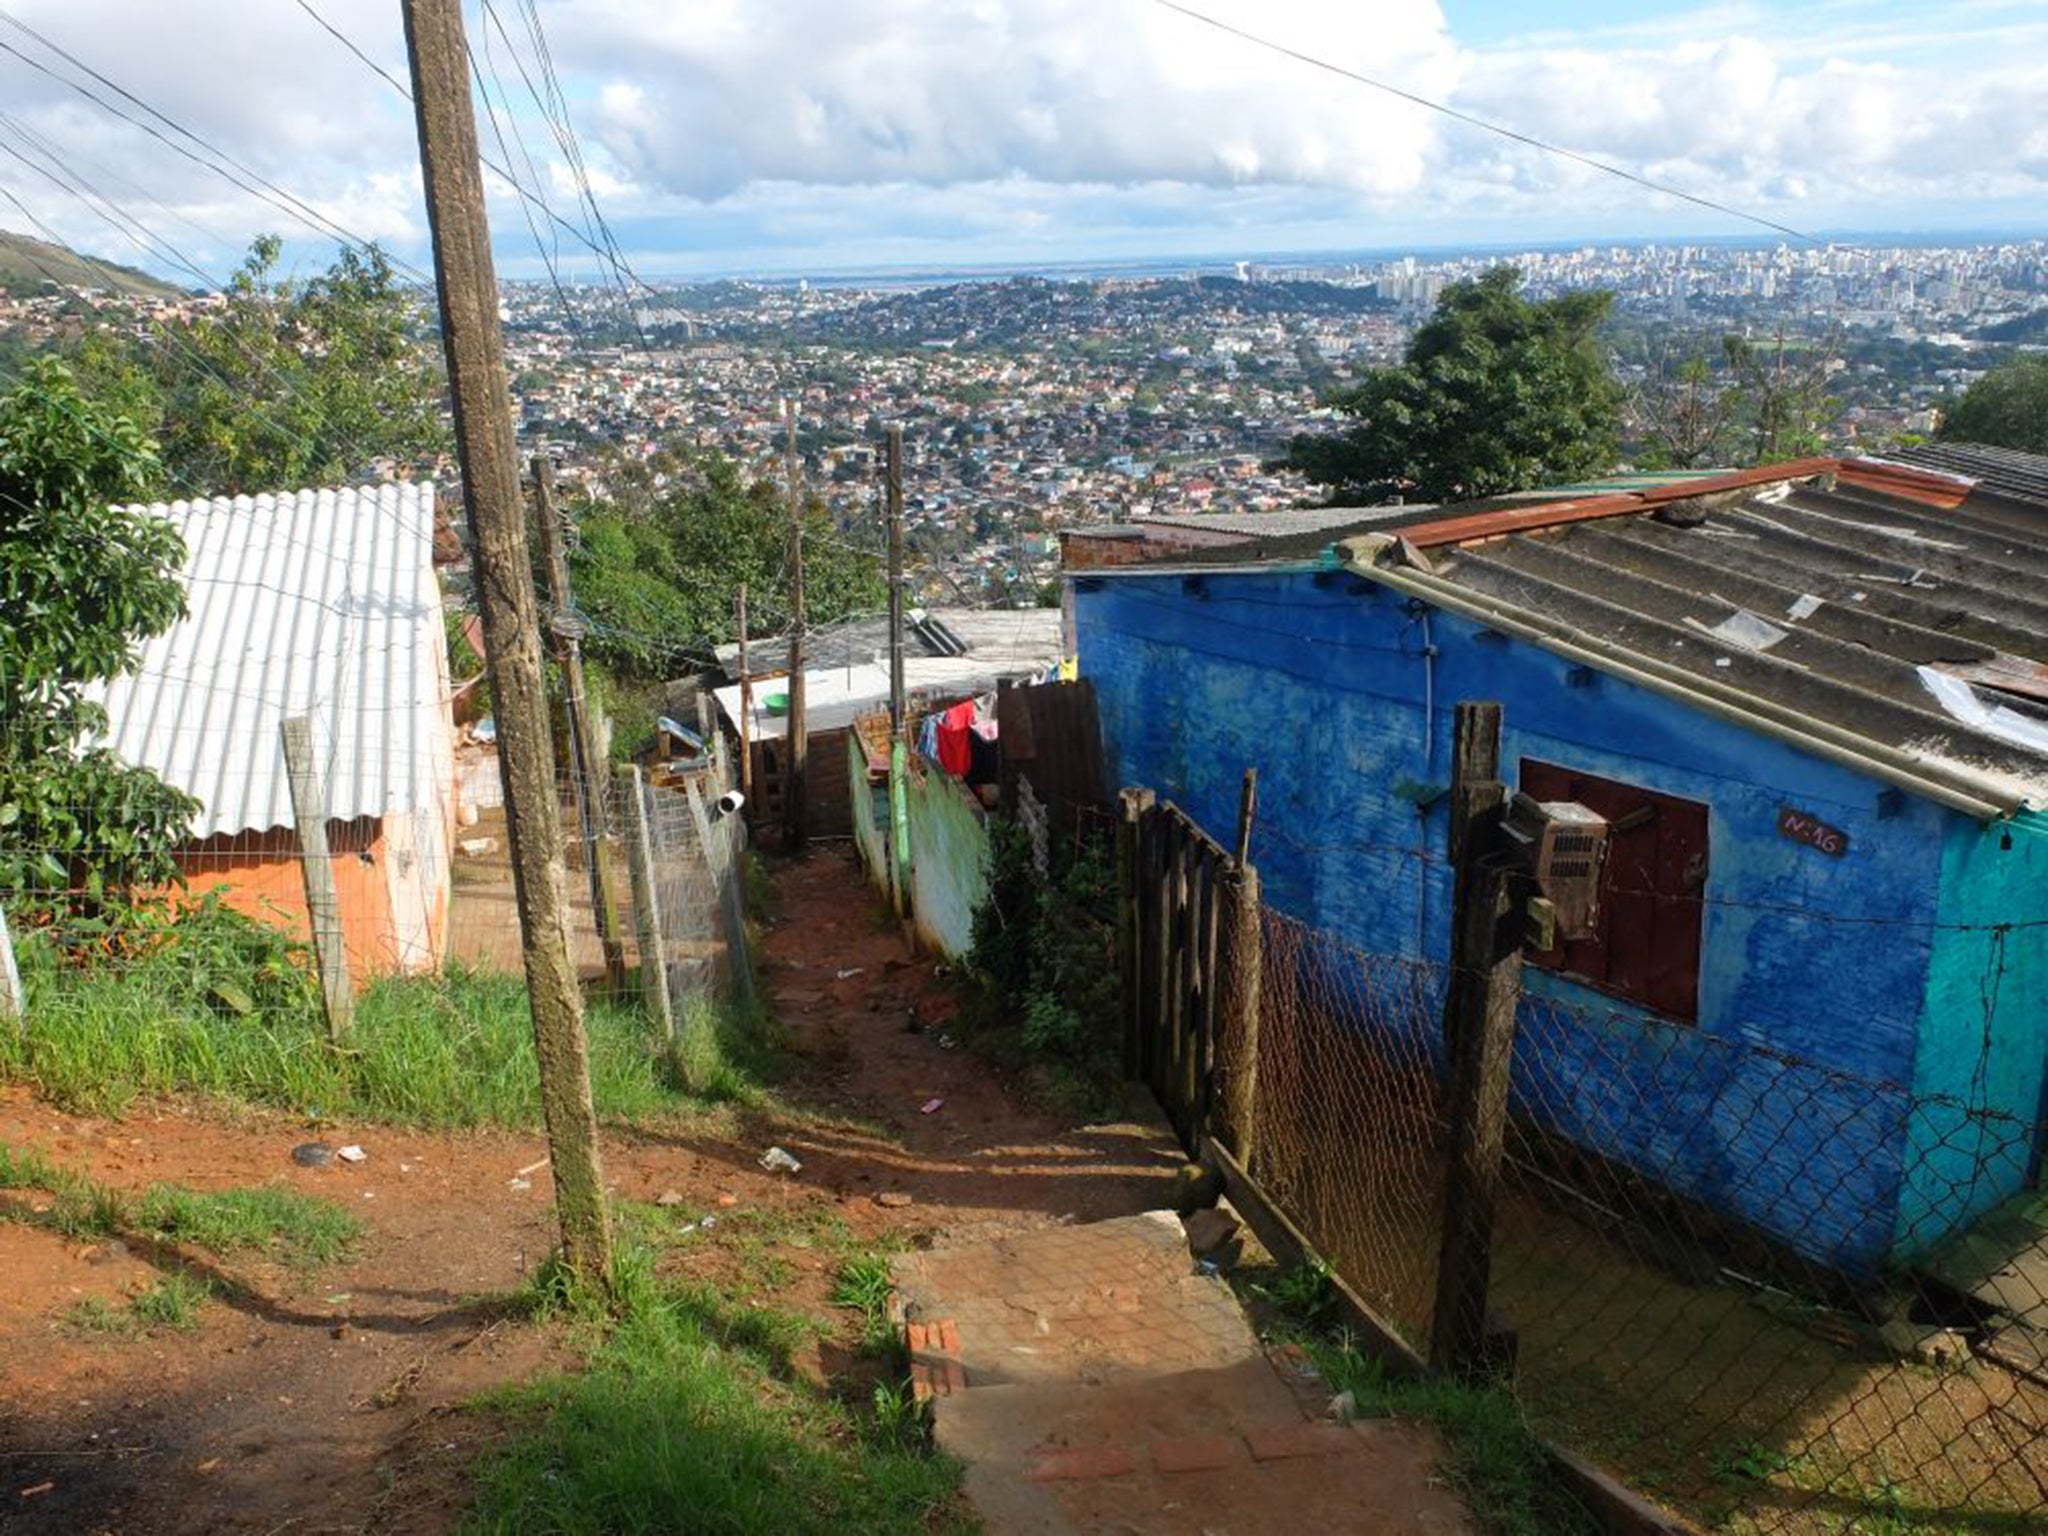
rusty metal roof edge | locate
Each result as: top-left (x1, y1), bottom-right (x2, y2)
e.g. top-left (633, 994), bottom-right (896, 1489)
top-left (1397, 459), bottom-right (1844, 550)
top-left (1338, 532), bottom-right (2031, 820)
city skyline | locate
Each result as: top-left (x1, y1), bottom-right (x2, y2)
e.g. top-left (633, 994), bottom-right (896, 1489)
top-left (0, 0), bottom-right (2043, 285)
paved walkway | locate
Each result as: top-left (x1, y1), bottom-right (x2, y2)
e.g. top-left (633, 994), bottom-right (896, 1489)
top-left (892, 1210), bottom-right (1473, 1535)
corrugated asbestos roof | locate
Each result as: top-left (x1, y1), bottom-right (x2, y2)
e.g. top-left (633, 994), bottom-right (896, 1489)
top-left (91, 484), bottom-right (449, 840)
top-left (1890, 441), bottom-right (2048, 510)
top-left (1346, 461), bottom-right (2048, 805)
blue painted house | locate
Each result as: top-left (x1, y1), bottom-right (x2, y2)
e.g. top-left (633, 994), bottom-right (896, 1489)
top-left (1074, 457), bottom-right (2048, 1278)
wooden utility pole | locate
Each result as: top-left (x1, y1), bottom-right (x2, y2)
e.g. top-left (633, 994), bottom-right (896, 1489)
top-left (1429, 701), bottom-right (1522, 1381)
top-left (401, 0), bottom-right (611, 1286)
top-left (279, 716), bottom-right (354, 1041)
top-left (885, 424), bottom-right (906, 738)
top-left (734, 584), bottom-right (753, 805)
top-left (532, 455), bottom-right (626, 993)
top-left (782, 398), bottom-right (808, 850)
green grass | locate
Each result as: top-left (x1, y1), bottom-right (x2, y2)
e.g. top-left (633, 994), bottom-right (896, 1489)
top-left (3, 959), bottom-right (702, 1128)
top-left (831, 1253), bottom-right (898, 1353)
top-left (134, 1181), bottom-right (363, 1267)
top-left (4, 1141), bottom-right (359, 1271)
top-left (1302, 1334), bottom-right (1600, 1536)
top-left (465, 1249), bottom-right (965, 1536)
top-left (63, 1269), bottom-right (211, 1336)
top-left (667, 993), bottom-right (778, 1102)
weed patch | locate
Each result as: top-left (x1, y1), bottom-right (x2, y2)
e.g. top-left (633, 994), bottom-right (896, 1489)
top-left (465, 1248), bottom-right (964, 1536)
top-left (63, 1270), bottom-right (211, 1336)
top-left (831, 1253), bottom-right (897, 1353)
top-left (135, 1182), bottom-right (363, 1267)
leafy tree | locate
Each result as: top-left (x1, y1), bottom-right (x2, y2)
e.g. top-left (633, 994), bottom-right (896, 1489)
top-left (1939, 354), bottom-right (2048, 454)
top-left (1287, 266), bottom-right (1621, 502)
top-left (567, 449), bottom-right (886, 678)
top-left (0, 359), bottom-right (199, 917)
top-left (85, 237), bottom-right (448, 494)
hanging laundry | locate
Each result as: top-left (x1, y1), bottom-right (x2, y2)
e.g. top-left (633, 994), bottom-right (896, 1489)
top-left (935, 700), bottom-right (976, 776)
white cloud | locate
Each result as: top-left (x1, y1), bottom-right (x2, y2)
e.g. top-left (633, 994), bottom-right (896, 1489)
top-left (561, 0), bottom-right (1465, 200)
top-left (0, 0), bottom-right (2037, 278)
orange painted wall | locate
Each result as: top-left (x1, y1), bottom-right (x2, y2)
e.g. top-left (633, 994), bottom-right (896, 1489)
top-left (172, 815), bottom-right (428, 979)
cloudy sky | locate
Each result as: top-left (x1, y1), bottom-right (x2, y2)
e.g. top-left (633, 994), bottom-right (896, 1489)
top-left (1, 0), bottom-right (2043, 284)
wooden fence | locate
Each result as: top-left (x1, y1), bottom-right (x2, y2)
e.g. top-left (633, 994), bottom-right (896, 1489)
top-left (1116, 787), bottom-right (1260, 1156)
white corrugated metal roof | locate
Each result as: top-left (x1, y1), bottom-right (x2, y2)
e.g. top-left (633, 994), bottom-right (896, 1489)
top-left (91, 484), bottom-right (450, 840)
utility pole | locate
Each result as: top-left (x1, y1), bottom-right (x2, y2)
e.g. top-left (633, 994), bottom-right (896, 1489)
top-left (782, 397), bottom-right (808, 851)
top-left (533, 455), bottom-right (626, 994)
top-left (885, 424), bottom-right (906, 739)
top-left (401, 0), bottom-right (611, 1286)
top-left (734, 583), bottom-right (752, 806)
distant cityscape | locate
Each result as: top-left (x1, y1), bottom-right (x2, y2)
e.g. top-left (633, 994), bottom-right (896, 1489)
top-left (3, 232), bottom-right (2043, 608)
top-left (498, 236), bottom-right (2048, 603)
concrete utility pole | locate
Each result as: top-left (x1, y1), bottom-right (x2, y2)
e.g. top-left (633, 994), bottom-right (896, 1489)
top-left (401, 0), bottom-right (612, 1286)
top-left (533, 455), bottom-right (626, 994)
top-left (885, 424), bottom-right (906, 739)
top-left (782, 398), bottom-right (808, 850)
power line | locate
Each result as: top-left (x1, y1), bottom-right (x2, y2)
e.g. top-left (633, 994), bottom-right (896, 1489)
top-left (1150, 0), bottom-right (1824, 248)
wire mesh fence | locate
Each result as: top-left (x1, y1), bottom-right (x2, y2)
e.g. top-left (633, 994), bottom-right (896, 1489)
top-left (1209, 900), bottom-right (2048, 1533)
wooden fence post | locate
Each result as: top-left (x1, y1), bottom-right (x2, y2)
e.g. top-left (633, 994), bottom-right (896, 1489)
top-left (616, 764), bottom-right (673, 1041)
top-left (1219, 854), bottom-right (1263, 1167)
top-left (1430, 700), bottom-right (1523, 1382)
top-left (279, 716), bottom-right (354, 1041)
top-left (1116, 787), bottom-right (1152, 1081)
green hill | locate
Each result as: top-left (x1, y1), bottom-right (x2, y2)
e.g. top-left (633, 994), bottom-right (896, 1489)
top-left (0, 229), bottom-right (188, 300)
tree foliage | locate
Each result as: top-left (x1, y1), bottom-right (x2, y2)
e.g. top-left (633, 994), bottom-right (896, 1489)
top-left (1721, 329), bottom-right (1837, 463)
top-left (566, 449), bottom-right (887, 679)
top-left (77, 237), bottom-right (448, 494)
top-left (1940, 354), bottom-right (2048, 454)
top-left (0, 360), bottom-right (198, 915)
top-left (1287, 266), bottom-right (1621, 502)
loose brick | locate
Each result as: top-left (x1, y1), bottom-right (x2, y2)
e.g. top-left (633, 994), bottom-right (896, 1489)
top-left (906, 1322), bottom-right (931, 1353)
top-left (1151, 1433), bottom-right (1244, 1474)
top-left (936, 1318), bottom-right (960, 1354)
top-left (1245, 1422), bottom-right (1357, 1462)
top-left (1029, 1446), bottom-right (1139, 1482)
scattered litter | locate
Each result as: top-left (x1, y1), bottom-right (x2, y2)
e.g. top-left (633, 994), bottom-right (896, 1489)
top-left (399, 1163), bottom-right (415, 1174)
top-left (1196, 1258), bottom-right (1221, 1277)
top-left (1787, 592), bottom-right (1824, 621)
top-left (1919, 664), bottom-right (2048, 753)
top-left (716, 1193), bottom-right (739, 1208)
top-left (698, 1215), bottom-right (717, 1231)
top-left (509, 1177), bottom-right (532, 1192)
top-left (291, 1141), bottom-right (336, 1168)
top-left (876, 1191), bottom-right (914, 1209)
top-left (920, 1097), bottom-right (944, 1116)
top-left (196, 1458), bottom-right (222, 1474)
top-left (473, 717), bottom-right (497, 744)
top-left (933, 1032), bottom-right (956, 1050)
top-left (654, 1189), bottom-right (686, 1208)
top-left (325, 1294), bottom-right (353, 1306)
top-left (759, 1146), bottom-right (803, 1175)
top-left (1687, 608), bottom-right (1787, 653)
top-left (1326, 1389), bottom-right (1358, 1422)
top-left (458, 836), bottom-right (499, 857)
top-left (514, 1156), bottom-right (551, 1178)
top-left (336, 1145), bottom-right (367, 1164)
top-left (361, 1191), bottom-right (376, 1200)
top-left (834, 967), bottom-right (864, 980)
top-left (20, 1481), bottom-right (55, 1499)
top-left (1713, 656), bottom-right (1732, 668)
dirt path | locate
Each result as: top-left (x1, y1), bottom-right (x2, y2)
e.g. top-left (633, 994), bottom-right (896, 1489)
top-left (0, 845), bottom-right (1180, 1534)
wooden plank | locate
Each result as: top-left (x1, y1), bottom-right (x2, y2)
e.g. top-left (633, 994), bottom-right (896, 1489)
top-left (615, 765), bottom-right (674, 1040)
top-left (1194, 848), bottom-right (1222, 1139)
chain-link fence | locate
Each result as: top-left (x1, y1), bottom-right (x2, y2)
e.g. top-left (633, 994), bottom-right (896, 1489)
top-left (1210, 901), bottom-right (2048, 1533)
top-left (1071, 773), bottom-right (2048, 1536)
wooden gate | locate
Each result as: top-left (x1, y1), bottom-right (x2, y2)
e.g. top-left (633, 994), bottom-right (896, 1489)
top-left (1118, 790), bottom-right (1248, 1153)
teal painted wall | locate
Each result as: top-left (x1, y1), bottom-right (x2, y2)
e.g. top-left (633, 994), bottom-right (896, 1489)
top-left (905, 756), bottom-right (991, 960)
top-left (1896, 809), bottom-right (2048, 1257)
top-left (847, 732), bottom-right (891, 898)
